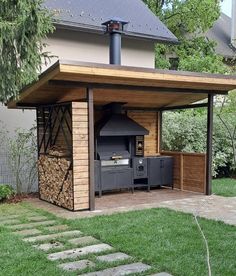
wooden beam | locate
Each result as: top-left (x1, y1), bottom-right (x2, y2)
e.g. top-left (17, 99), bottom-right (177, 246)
top-left (206, 94), bottom-right (214, 195)
top-left (49, 80), bottom-right (227, 95)
top-left (87, 87), bottom-right (95, 211)
top-left (160, 103), bottom-right (208, 111)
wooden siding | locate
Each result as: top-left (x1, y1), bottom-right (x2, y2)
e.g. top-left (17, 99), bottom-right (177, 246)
top-left (128, 111), bottom-right (158, 155)
top-left (72, 102), bottom-right (90, 210)
top-left (161, 151), bottom-right (206, 193)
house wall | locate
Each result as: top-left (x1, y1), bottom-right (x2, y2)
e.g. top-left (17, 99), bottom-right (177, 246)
top-left (44, 28), bottom-right (155, 69)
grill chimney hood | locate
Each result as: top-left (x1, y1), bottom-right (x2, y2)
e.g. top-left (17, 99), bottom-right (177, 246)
top-left (95, 103), bottom-right (149, 136)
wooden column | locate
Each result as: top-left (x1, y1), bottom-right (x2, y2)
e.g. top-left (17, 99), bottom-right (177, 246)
top-left (206, 94), bottom-right (214, 195)
top-left (88, 88), bottom-right (95, 211)
top-left (72, 102), bottom-right (89, 211)
top-left (157, 111), bottom-right (163, 153)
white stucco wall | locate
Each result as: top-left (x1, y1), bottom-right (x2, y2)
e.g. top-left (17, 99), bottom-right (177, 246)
top-left (45, 28), bottom-right (155, 68)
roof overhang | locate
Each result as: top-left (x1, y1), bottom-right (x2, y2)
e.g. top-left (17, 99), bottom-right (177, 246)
top-left (7, 60), bottom-right (236, 109)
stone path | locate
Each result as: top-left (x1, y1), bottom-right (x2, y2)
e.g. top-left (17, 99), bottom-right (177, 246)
top-left (0, 210), bottom-right (174, 276)
top-left (160, 195), bottom-right (236, 226)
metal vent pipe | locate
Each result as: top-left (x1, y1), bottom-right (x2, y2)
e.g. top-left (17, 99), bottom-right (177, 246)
top-left (231, 0), bottom-right (236, 48)
top-left (102, 18), bottom-right (128, 65)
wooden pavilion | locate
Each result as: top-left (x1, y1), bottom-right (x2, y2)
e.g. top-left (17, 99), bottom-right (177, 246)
top-left (8, 60), bottom-right (236, 211)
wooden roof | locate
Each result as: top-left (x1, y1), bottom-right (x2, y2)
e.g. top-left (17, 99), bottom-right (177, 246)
top-left (8, 60), bottom-right (236, 109)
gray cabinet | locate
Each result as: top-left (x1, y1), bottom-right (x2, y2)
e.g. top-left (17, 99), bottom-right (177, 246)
top-left (100, 167), bottom-right (133, 193)
top-left (148, 156), bottom-right (173, 188)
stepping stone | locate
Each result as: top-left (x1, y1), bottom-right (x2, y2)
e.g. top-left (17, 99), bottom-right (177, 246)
top-left (15, 228), bottom-right (42, 237)
top-left (33, 241), bottom-right (64, 252)
top-left (48, 243), bottom-right (113, 261)
top-left (68, 236), bottom-right (99, 246)
top-left (58, 259), bottom-right (95, 272)
top-left (23, 230), bottom-right (82, 243)
top-left (0, 219), bottom-right (20, 226)
top-left (0, 214), bottom-right (19, 219)
top-left (96, 252), bottom-right (131, 263)
top-left (150, 273), bottom-right (173, 276)
top-left (80, 262), bottom-right (151, 276)
top-left (27, 216), bottom-right (48, 222)
top-left (8, 220), bottom-right (56, 230)
top-left (44, 225), bottom-right (69, 232)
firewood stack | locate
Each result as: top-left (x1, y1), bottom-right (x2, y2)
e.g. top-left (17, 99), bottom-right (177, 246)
top-left (38, 146), bottom-right (73, 210)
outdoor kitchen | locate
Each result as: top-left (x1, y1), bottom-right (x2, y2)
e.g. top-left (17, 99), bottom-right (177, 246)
top-left (8, 18), bottom-right (236, 212)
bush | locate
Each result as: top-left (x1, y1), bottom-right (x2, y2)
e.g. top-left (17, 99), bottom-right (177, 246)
top-left (0, 185), bottom-right (15, 202)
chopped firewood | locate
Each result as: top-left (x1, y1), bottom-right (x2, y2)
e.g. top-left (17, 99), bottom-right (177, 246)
top-left (38, 153), bottom-right (73, 210)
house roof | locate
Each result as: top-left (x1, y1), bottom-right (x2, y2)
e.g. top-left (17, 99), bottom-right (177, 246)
top-left (44, 0), bottom-right (178, 44)
top-left (7, 60), bottom-right (236, 109)
top-left (206, 13), bottom-right (236, 59)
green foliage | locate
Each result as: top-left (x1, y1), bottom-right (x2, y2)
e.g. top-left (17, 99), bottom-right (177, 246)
top-left (0, 0), bottom-right (54, 103)
top-left (143, 0), bottom-right (231, 74)
top-left (0, 185), bottom-right (15, 201)
top-left (7, 127), bottom-right (37, 194)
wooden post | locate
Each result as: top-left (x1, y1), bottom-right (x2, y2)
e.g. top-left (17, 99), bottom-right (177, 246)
top-left (88, 88), bottom-right (95, 210)
top-left (157, 111), bottom-right (163, 153)
top-left (180, 153), bottom-right (184, 191)
top-left (206, 94), bottom-right (214, 195)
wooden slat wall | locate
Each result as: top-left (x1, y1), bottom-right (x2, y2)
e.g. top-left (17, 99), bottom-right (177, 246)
top-left (128, 111), bottom-right (158, 155)
top-left (161, 151), bottom-right (206, 193)
top-left (72, 102), bottom-right (90, 211)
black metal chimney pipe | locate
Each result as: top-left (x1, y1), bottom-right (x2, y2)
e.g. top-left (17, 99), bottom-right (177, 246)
top-left (102, 18), bottom-right (128, 65)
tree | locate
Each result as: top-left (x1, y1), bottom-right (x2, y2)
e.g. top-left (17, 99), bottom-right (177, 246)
top-left (0, 0), bottom-right (54, 103)
top-left (143, 0), bottom-right (230, 73)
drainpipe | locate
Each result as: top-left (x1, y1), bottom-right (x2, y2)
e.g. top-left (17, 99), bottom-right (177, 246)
top-left (102, 18), bottom-right (128, 65)
top-left (231, 0), bottom-right (236, 48)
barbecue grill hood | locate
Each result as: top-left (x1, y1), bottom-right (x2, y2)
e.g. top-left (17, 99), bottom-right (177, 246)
top-left (95, 104), bottom-right (149, 136)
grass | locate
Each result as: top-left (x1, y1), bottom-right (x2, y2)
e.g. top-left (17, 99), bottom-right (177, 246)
top-left (0, 203), bottom-right (236, 276)
top-left (212, 178), bottom-right (236, 197)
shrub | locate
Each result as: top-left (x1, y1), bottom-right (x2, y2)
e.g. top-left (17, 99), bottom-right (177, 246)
top-left (0, 185), bottom-right (15, 202)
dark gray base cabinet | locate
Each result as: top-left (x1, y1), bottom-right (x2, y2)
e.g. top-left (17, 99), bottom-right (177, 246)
top-left (101, 168), bottom-right (133, 191)
top-left (148, 156), bottom-right (173, 188)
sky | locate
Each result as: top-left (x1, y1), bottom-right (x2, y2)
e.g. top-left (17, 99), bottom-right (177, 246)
top-left (221, 0), bottom-right (232, 16)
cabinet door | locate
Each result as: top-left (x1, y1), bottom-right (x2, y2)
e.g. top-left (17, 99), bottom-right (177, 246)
top-left (115, 169), bottom-right (132, 189)
top-left (161, 158), bottom-right (173, 187)
top-left (148, 158), bottom-right (161, 186)
top-left (101, 170), bottom-right (116, 190)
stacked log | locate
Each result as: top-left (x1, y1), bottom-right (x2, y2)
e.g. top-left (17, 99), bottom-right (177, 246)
top-left (38, 147), bottom-right (73, 210)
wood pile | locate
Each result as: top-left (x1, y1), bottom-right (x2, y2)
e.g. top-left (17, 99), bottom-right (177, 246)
top-left (38, 147), bottom-right (73, 210)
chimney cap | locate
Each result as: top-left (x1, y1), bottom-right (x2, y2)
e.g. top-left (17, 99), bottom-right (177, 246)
top-left (102, 17), bottom-right (128, 33)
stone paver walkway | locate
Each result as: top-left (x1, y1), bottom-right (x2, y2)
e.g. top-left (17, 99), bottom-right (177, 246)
top-left (160, 195), bottom-right (236, 226)
top-left (0, 209), bottom-right (173, 276)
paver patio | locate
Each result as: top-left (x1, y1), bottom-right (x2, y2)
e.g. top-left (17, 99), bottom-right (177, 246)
top-left (25, 189), bottom-right (236, 226)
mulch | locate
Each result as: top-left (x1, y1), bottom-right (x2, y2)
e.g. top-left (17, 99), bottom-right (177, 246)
top-left (2, 193), bottom-right (39, 204)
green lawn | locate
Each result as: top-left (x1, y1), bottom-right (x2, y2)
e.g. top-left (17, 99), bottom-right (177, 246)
top-left (0, 203), bottom-right (235, 276)
top-left (212, 178), bottom-right (236, 197)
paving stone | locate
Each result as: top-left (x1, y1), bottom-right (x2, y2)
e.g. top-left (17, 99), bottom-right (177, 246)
top-left (96, 252), bottom-right (131, 263)
top-left (48, 243), bottom-right (113, 261)
top-left (15, 228), bottom-right (42, 237)
top-left (0, 219), bottom-right (20, 226)
top-left (68, 236), bottom-right (99, 246)
top-left (33, 241), bottom-right (64, 252)
top-left (0, 214), bottom-right (19, 219)
top-left (23, 230), bottom-right (82, 243)
top-left (150, 273), bottom-right (173, 276)
top-left (58, 260), bottom-right (95, 271)
top-left (8, 220), bottom-right (56, 230)
top-left (80, 262), bottom-right (151, 276)
top-left (27, 216), bottom-right (48, 222)
top-left (44, 225), bottom-right (69, 232)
